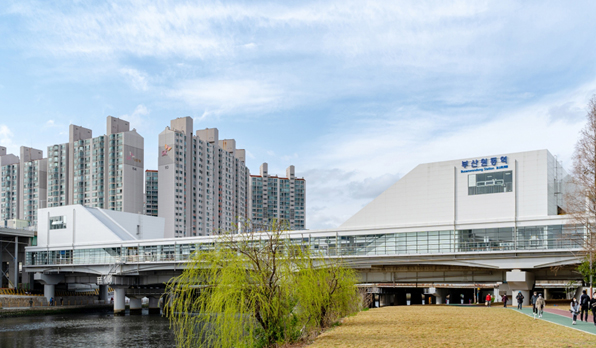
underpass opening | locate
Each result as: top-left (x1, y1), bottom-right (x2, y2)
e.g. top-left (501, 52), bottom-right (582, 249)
top-left (363, 283), bottom-right (496, 306)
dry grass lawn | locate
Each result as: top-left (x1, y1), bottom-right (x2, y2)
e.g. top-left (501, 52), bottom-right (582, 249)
top-left (307, 306), bottom-right (596, 348)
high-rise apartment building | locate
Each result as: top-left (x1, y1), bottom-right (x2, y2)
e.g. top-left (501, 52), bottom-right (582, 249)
top-left (1, 147), bottom-right (21, 222)
top-left (0, 146), bottom-right (47, 226)
top-left (145, 170), bottom-right (158, 216)
top-left (158, 117), bottom-right (249, 238)
top-left (249, 163), bottom-right (306, 230)
top-left (19, 147), bottom-right (47, 225)
top-left (47, 116), bottom-right (144, 214)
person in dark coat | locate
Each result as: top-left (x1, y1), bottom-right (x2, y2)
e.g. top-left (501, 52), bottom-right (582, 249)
top-left (591, 292), bottom-right (596, 326)
top-left (516, 292), bottom-right (524, 310)
top-left (580, 289), bottom-right (590, 322)
top-left (502, 294), bottom-right (508, 308)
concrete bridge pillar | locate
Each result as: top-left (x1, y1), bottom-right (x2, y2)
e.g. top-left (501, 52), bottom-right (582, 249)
top-left (434, 288), bottom-right (447, 304)
top-left (34, 273), bottom-right (64, 302)
top-left (99, 285), bottom-right (109, 303)
top-left (44, 284), bottom-right (55, 302)
top-left (506, 270), bottom-right (534, 306)
top-left (512, 290), bottom-right (530, 307)
top-left (148, 297), bottom-right (160, 315)
top-left (129, 298), bottom-right (142, 315)
top-left (114, 287), bottom-right (126, 315)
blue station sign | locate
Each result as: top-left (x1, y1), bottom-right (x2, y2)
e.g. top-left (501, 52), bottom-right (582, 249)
top-left (461, 156), bottom-right (508, 173)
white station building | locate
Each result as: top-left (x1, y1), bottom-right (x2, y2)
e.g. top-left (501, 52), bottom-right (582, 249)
top-left (25, 149), bottom-right (583, 309)
top-left (336, 149), bottom-right (579, 304)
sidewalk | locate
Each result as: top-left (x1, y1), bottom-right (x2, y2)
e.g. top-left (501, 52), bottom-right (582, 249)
top-left (511, 306), bottom-right (596, 336)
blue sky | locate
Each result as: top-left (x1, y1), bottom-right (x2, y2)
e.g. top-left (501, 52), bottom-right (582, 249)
top-left (1, 1), bottom-right (596, 229)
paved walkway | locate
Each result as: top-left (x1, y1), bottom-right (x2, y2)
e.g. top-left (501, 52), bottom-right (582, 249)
top-left (511, 306), bottom-right (596, 336)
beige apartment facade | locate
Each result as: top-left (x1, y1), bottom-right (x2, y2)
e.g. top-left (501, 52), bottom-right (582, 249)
top-left (0, 146), bottom-right (48, 226)
top-left (47, 116), bottom-right (144, 214)
top-left (158, 117), bottom-right (249, 238)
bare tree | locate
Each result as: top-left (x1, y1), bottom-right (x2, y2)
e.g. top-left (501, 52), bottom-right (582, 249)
top-left (566, 96), bottom-right (596, 297)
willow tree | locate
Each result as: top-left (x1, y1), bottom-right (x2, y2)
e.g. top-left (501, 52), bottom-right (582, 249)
top-left (566, 96), bottom-right (596, 295)
top-left (165, 219), bottom-right (360, 348)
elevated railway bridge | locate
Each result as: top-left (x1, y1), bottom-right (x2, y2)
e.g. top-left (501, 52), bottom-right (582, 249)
top-left (25, 220), bottom-right (585, 314)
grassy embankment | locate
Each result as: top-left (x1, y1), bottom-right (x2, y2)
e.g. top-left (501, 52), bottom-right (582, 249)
top-left (307, 306), bottom-right (596, 348)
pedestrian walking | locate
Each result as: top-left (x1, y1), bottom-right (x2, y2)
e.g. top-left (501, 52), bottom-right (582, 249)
top-left (60, 297), bottom-right (64, 306)
top-left (502, 294), bottom-right (508, 308)
top-left (531, 291), bottom-right (539, 318)
top-left (580, 289), bottom-right (590, 322)
top-left (516, 291), bottom-right (524, 310)
top-left (485, 293), bottom-right (492, 307)
top-left (570, 298), bottom-right (580, 325)
top-left (50, 297), bottom-right (54, 306)
top-left (591, 292), bottom-right (596, 326)
top-left (535, 294), bottom-right (545, 319)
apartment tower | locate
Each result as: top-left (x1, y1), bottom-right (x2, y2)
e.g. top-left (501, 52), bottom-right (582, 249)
top-left (0, 146), bottom-right (48, 226)
top-left (158, 117), bottom-right (249, 238)
top-left (145, 170), bottom-right (158, 217)
top-left (249, 163), bottom-right (306, 230)
top-left (47, 116), bottom-right (144, 214)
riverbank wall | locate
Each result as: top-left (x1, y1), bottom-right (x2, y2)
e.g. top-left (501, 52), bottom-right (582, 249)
top-left (0, 304), bottom-right (112, 318)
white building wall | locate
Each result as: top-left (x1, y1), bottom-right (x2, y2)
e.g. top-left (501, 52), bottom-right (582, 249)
top-left (37, 205), bottom-right (164, 247)
top-left (341, 150), bottom-right (566, 229)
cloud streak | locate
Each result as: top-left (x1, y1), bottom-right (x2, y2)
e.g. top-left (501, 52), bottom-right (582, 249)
top-left (2, 0), bottom-right (596, 230)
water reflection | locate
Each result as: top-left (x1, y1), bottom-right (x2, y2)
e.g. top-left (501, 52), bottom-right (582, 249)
top-left (0, 309), bottom-right (175, 348)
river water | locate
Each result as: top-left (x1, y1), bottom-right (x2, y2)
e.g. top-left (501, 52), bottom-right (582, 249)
top-left (0, 309), bottom-right (176, 348)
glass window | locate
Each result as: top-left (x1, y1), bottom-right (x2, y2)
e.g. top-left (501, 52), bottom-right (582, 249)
top-left (468, 170), bottom-right (512, 195)
top-left (49, 216), bottom-right (67, 230)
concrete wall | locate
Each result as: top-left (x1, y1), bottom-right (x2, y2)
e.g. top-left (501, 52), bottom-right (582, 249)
top-left (37, 205), bottom-right (165, 247)
top-left (341, 150), bottom-right (562, 229)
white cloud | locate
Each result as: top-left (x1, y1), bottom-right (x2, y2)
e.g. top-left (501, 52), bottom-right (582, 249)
top-left (4, 0), bottom-right (596, 232)
top-left (245, 150), bottom-right (256, 160)
top-left (0, 125), bottom-right (15, 151)
top-left (2, 0), bottom-right (530, 70)
top-left (120, 68), bottom-right (149, 91)
top-left (167, 79), bottom-right (283, 115)
top-left (121, 104), bottom-right (150, 131)
top-left (300, 81), bottom-right (596, 230)
top-left (280, 153), bottom-right (298, 162)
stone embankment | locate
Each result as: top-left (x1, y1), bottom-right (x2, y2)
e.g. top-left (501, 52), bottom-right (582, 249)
top-left (0, 295), bottom-right (99, 308)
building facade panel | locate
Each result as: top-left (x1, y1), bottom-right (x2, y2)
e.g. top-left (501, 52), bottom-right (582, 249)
top-left (341, 150), bottom-right (567, 229)
top-left (249, 163), bottom-right (306, 230)
top-left (158, 118), bottom-right (249, 238)
top-left (145, 170), bottom-right (158, 216)
top-left (47, 116), bottom-right (144, 215)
